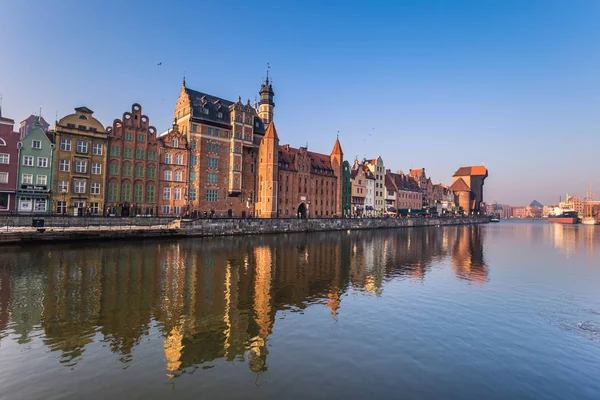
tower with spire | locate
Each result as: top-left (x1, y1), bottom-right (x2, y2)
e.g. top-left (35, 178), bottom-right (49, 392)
top-left (258, 68), bottom-right (275, 125)
top-left (256, 122), bottom-right (279, 218)
top-left (330, 135), bottom-right (344, 217)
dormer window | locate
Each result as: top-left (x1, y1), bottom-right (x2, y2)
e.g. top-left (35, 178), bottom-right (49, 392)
top-left (78, 125), bottom-right (86, 130)
top-left (203, 107), bottom-right (209, 115)
top-left (217, 111), bottom-right (223, 119)
top-left (67, 123), bottom-right (75, 128)
top-left (79, 115), bottom-right (88, 120)
top-left (255, 121), bottom-right (259, 127)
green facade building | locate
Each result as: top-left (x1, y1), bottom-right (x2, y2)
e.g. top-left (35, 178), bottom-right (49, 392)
top-left (16, 121), bottom-right (55, 213)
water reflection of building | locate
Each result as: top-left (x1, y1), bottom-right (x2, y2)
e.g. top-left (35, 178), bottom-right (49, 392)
top-left (0, 266), bottom-right (10, 341)
top-left (452, 225), bottom-right (488, 283)
top-left (0, 225), bottom-right (491, 374)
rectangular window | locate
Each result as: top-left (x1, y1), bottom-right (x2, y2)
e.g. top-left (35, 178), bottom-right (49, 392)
top-left (122, 164), bottom-right (132, 176)
top-left (207, 143), bottom-right (212, 152)
top-left (134, 183), bottom-right (143, 203)
top-left (90, 182), bottom-right (101, 195)
top-left (32, 140), bottom-right (41, 149)
top-left (34, 198), bottom-right (46, 212)
top-left (174, 187), bottom-right (182, 200)
top-left (191, 139), bottom-right (197, 149)
top-left (190, 172), bottom-right (197, 182)
top-left (162, 205), bottom-right (170, 214)
top-left (59, 159), bottom-right (70, 172)
top-left (147, 167), bottom-right (155, 178)
top-left (60, 139), bottom-right (71, 151)
top-left (76, 141), bottom-right (88, 153)
top-left (206, 189), bottom-right (218, 202)
top-left (0, 172), bottom-right (8, 184)
top-left (23, 156), bottom-right (34, 166)
top-left (74, 181), bottom-right (86, 194)
top-left (175, 154), bottom-right (183, 165)
top-left (56, 201), bottom-right (67, 214)
top-left (125, 132), bottom-right (133, 141)
top-left (163, 170), bottom-right (172, 180)
top-left (207, 173), bottom-right (217, 184)
top-left (214, 144), bottom-right (219, 153)
top-left (22, 174), bottom-right (33, 184)
top-left (137, 134), bottom-right (145, 142)
top-left (163, 187), bottom-right (171, 200)
top-left (165, 154), bottom-right (172, 164)
top-left (208, 128), bottom-right (213, 135)
top-left (208, 158), bottom-right (218, 169)
top-left (173, 206), bottom-right (181, 215)
top-left (123, 148), bottom-right (133, 158)
top-left (93, 143), bottom-right (103, 155)
top-left (175, 171), bottom-right (182, 181)
top-left (136, 149), bottom-right (145, 160)
top-left (58, 180), bottom-right (69, 193)
top-left (190, 155), bottom-right (197, 166)
top-left (121, 183), bottom-right (131, 202)
top-left (108, 182), bottom-right (118, 202)
top-left (36, 175), bottom-right (47, 185)
top-left (172, 139), bottom-right (179, 147)
top-left (189, 188), bottom-right (196, 201)
top-left (92, 163), bottom-right (101, 175)
top-left (146, 185), bottom-right (155, 203)
top-left (75, 160), bottom-right (87, 174)
top-left (135, 165), bottom-right (144, 177)
top-left (90, 202), bottom-right (99, 215)
top-left (215, 129), bottom-right (219, 137)
top-left (148, 151), bottom-right (157, 160)
top-left (110, 146), bottom-right (120, 157)
top-left (192, 124), bottom-right (197, 133)
top-left (0, 154), bottom-right (8, 164)
top-left (109, 163), bottom-right (119, 175)
top-left (37, 157), bottom-right (48, 168)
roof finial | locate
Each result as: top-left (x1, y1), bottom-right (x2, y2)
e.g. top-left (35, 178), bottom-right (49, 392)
top-left (182, 72), bottom-right (186, 87)
top-left (266, 62), bottom-right (271, 84)
top-left (337, 130), bottom-right (339, 140)
top-left (38, 105), bottom-right (42, 123)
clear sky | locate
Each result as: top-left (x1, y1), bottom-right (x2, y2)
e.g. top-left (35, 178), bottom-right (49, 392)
top-left (1, 0), bottom-right (599, 205)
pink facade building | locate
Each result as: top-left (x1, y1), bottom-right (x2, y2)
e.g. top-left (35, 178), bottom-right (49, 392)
top-left (0, 110), bottom-right (19, 214)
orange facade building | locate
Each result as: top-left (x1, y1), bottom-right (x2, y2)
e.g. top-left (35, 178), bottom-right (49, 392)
top-left (255, 123), bottom-right (343, 218)
top-left (106, 104), bottom-right (159, 216)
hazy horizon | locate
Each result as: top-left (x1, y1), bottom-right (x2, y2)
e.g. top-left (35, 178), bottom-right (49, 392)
top-left (1, 0), bottom-right (599, 205)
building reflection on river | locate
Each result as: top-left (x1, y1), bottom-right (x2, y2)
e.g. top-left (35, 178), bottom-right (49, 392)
top-left (0, 225), bottom-right (489, 376)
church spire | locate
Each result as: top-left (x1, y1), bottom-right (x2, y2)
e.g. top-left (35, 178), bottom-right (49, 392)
top-left (258, 64), bottom-right (275, 125)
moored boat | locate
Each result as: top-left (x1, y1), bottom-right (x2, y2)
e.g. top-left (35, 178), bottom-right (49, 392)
top-left (547, 211), bottom-right (579, 224)
top-left (582, 217), bottom-right (598, 225)
top-left (490, 217), bottom-right (500, 223)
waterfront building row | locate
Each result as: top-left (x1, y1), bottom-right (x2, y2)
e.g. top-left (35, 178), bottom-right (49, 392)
top-left (0, 75), bottom-right (487, 217)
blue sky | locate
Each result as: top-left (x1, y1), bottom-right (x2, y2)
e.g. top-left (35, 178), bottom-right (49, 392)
top-left (1, 0), bottom-right (599, 205)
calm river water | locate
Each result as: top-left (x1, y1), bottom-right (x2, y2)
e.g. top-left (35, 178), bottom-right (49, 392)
top-left (0, 222), bottom-right (599, 399)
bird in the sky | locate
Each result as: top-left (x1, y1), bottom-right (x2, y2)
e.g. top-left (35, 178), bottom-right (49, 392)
top-left (157, 62), bottom-right (162, 66)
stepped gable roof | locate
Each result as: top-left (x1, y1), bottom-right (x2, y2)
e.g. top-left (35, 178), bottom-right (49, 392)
top-left (185, 87), bottom-right (266, 134)
top-left (449, 178), bottom-right (471, 192)
top-left (453, 166), bottom-right (488, 177)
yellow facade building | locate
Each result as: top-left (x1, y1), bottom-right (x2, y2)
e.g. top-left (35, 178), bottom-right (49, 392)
top-left (53, 107), bottom-right (108, 215)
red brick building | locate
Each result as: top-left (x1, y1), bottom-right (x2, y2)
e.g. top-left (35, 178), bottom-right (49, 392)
top-left (450, 166), bottom-right (488, 215)
top-left (0, 111), bottom-right (19, 214)
top-left (106, 103), bottom-right (160, 216)
top-left (158, 123), bottom-right (189, 216)
top-left (171, 77), bottom-right (270, 218)
top-left (255, 122), bottom-right (343, 218)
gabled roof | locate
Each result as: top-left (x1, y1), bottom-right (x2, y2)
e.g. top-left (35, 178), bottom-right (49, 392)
top-left (453, 166), bottom-right (488, 177)
top-left (264, 122), bottom-right (278, 140)
top-left (449, 178), bottom-right (471, 192)
top-left (277, 145), bottom-right (335, 176)
top-left (331, 138), bottom-right (343, 156)
top-left (74, 106), bottom-right (94, 114)
top-left (409, 168), bottom-right (424, 178)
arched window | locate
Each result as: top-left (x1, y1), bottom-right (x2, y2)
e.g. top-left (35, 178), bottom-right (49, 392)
top-left (0, 138), bottom-right (5, 146)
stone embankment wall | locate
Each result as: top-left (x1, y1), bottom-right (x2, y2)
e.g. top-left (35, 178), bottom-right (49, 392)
top-left (2, 215), bottom-right (175, 228)
top-left (0, 217), bottom-right (489, 245)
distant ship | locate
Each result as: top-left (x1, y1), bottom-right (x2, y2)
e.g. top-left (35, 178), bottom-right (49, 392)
top-left (490, 216), bottom-right (500, 223)
top-left (582, 184), bottom-right (598, 225)
top-left (548, 211), bottom-right (579, 224)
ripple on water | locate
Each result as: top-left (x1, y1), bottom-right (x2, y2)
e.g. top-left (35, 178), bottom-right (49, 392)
top-left (540, 294), bottom-right (600, 342)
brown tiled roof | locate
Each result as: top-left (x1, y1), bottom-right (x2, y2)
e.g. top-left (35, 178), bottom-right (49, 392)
top-left (264, 122), bottom-right (278, 140)
top-left (331, 138), bottom-right (343, 155)
top-left (409, 168), bottom-right (424, 178)
top-left (449, 178), bottom-right (470, 192)
top-left (277, 145), bottom-right (335, 176)
top-left (453, 166), bottom-right (488, 177)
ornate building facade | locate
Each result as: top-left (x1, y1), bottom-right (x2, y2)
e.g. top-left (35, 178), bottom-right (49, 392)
top-left (53, 107), bottom-right (108, 216)
top-left (106, 104), bottom-right (159, 216)
top-left (171, 77), bottom-right (270, 218)
top-left (158, 123), bottom-right (189, 216)
top-left (255, 123), bottom-right (344, 218)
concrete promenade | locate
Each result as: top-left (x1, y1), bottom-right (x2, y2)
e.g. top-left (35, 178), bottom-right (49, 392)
top-left (0, 216), bottom-right (489, 245)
